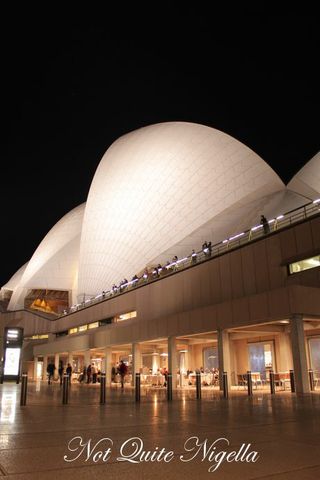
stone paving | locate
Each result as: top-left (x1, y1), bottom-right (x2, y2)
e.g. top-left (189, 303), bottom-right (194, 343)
top-left (0, 381), bottom-right (320, 479)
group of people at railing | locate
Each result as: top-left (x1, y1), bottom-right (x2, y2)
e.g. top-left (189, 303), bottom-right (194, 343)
top-left (28, 200), bottom-right (319, 319)
top-left (63, 204), bottom-right (301, 317)
top-left (63, 240), bottom-right (216, 315)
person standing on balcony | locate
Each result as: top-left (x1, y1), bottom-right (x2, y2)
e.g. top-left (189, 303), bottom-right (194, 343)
top-left (191, 249), bottom-right (197, 264)
top-left (260, 215), bottom-right (270, 234)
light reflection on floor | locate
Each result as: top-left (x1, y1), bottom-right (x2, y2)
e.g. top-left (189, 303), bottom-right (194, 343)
top-left (0, 388), bottom-right (17, 424)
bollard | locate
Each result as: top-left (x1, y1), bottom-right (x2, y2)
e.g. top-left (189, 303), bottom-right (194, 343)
top-left (289, 370), bottom-right (295, 393)
top-left (222, 371), bottom-right (228, 399)
top-left (135, 373), bottom-right (141, 402)
top-left (20, 373), bottom-right (28, 406)
top-left (62, 374), bottom-right (69, 404)
top-left (247, 371), bottom-right (253, 396)
top-left (100, 373), bottom-right (106, 404)
top-left (269, 370), bottom-right (275, 394)
top-left (196, 371), bottom-right (201, 399)
top-left (167, 373), bottom-right (173, 401)
top-left (308, 369), bottom-right (315, 391)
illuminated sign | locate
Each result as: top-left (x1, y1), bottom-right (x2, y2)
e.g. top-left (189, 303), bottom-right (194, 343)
top-left (4, 348), bottom-right (21, 376)
top-left (3, 327), bottom-right (24, 380)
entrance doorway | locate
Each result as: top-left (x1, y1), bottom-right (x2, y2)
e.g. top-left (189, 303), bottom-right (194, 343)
top-left (309, 337), bottom-right (320, 372)
top-left (248, 341), bottom-right (275, 380)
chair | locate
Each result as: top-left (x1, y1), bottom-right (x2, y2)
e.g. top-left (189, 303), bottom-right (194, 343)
top-left (251, 372), bottom-right (263, 389)
top-left (237, 374), bottom-right (247, 389)
top-left (279, 372), bottom-right (291, 390)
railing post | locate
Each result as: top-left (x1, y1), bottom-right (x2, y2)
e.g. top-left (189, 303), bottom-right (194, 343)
top-left (222, 371), bottom-right (228, 398)
top-left (247, 371), bottom-right (253, 396)
top-left (289, 369), bottom-right (295, 393)
top-left (100, 373), bottom-right (106, 404)
top-left (20, 373), bottom-right (28, 406)
top-left (167, 373), bottom-right (172, 401)
top-left (308, 369), bottom-right (315, 391)
top-left (196, 371), bottom-right (201, 399)
top-left (135, 373), bottom-right (141, 402)
top-left (62, 373), bottom-right (69, 404)
top-left (269, 370), bottom-right (275, 394)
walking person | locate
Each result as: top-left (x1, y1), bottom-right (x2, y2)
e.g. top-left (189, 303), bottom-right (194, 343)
top-left (86, 364), bottom-right (92, 384)
top-left (66, 363), bottom-right (72, 385)
top-left (111, 365), bottom-right (116, 383)
top-left (118, 360), bottom-right (127, 389)
top-left (58, 361), bottom-right (64, 386)
top-left (92, 363), bottom-right (97, 383)
top-left (47, 362), bottom-right (55, 385)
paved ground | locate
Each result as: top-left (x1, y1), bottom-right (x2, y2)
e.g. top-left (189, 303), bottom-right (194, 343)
top-left (0, 382), bottom-right (320, 479)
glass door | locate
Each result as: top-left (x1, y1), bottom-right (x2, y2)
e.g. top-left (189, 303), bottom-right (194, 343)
top-left (248, 341), bottom-right (275, 380)
top-left (309, 337), bottom-right (320, 376)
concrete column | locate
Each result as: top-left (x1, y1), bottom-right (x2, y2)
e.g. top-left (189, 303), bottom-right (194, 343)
top-left (83, 350), bottom-right (91, 368)
top-left (277, 332), bottom-right (293, 372)
top-left (290, 314), bottom-right (310, 393)
top-left (33, 356), bottom-right (38, 380)
top-left (152, 351), bottom-right (160, 374)
top-left (66, 352), bottom-right (73, 371)
top-left (218, 328), bottom-right (231, 390)
top-left (187, 345), bottom-right (194, 371)
top-left (54, 353), bottom-right (59, 380)
top-left (179, 351), bottom-right (187, 373)
top-left (0, 324), bottom-right (4, 364)
top-left (132, 343), bottom-right (142, 385)
top-left (68, 352), bottom-right (73, 369)
top-left (42, 355), bottom-right (48, 380)
top-left (168, 336), bottom-right (178, 389)
top-left (103, 347), bottom-right (112, 385)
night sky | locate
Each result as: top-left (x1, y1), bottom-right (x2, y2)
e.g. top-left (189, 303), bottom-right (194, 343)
top-left (2, 10), bottom-right (319, 286)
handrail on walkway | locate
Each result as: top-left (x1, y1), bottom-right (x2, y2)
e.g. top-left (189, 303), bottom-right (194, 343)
top-left (61, 198), bottom-right (320, 317)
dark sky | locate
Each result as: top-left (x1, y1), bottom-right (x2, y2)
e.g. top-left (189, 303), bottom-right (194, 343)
top-left (1, 10), bottom-right (319, 286)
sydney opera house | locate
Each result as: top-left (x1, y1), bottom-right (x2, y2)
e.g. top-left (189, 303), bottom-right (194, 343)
top-left (1, 122), bottom-right (319, 393)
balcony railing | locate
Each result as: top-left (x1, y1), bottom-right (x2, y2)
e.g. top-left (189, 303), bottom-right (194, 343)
top-left (62, 198), bottom-right (320, 317)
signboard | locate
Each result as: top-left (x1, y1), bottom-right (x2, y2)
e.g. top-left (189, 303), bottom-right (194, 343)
top-left (3, 348), bottom-right (21, 376)
top-left (2, 327), bottom-right (24, 382)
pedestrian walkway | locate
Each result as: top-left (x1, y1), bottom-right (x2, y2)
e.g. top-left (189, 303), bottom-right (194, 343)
top-left (0, 382), bottom-right (320, 478)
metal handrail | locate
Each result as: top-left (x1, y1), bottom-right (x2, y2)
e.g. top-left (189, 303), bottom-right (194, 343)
top-left (61, 198), bottom-right (320, 316)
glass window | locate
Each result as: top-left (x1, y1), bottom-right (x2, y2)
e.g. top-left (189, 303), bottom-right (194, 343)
top-left (26, 334), bottom-right (49, 340)
top-left (115, 311), bottom-right (137, 322)
top-left (78, 325), bottom-right (88, 332)
top-left (88, 322), bottom-right (99, 329)
top-left (309, 337), bottom-right (320, 375)
top-left (289, 255), bottom-right (320, 274)
top-left (248, 341), bottom-right (274, 380)
top-left (203, 347), bottom-right (219, 370)
top-left (69, 327), bottom-right (78, 334)
top-left (99, 318), bottom-right (113, 326)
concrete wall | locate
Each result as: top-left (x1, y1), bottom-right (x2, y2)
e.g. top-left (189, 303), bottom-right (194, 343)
top-left (1, 215), bottom-right (320, 355)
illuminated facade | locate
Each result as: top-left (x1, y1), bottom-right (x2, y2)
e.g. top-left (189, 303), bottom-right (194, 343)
top-left (0, 123), bottom-right (319, 394)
